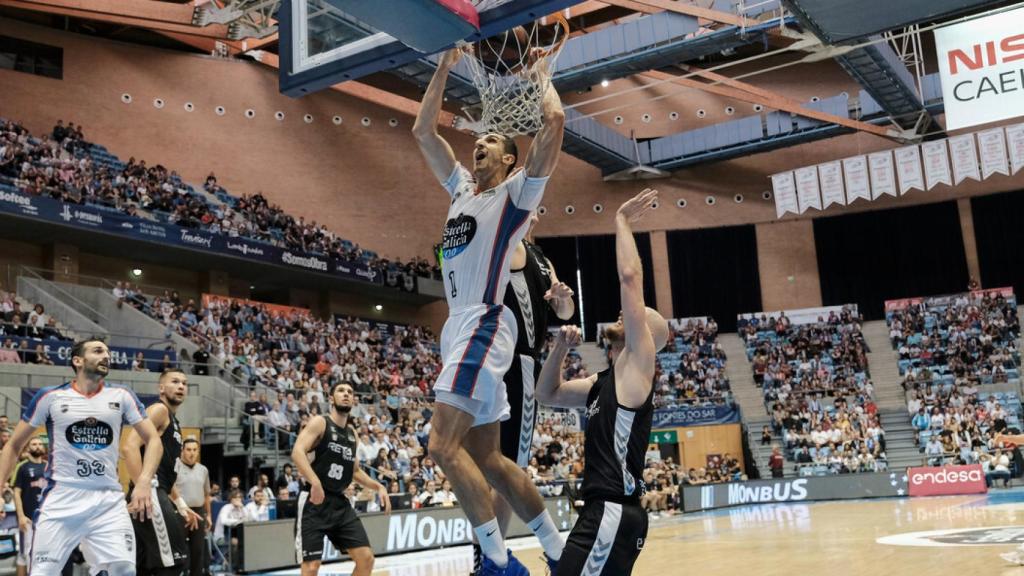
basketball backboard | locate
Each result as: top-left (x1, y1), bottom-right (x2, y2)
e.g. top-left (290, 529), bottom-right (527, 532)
top-left (278, 0), bottom-right (583, 97)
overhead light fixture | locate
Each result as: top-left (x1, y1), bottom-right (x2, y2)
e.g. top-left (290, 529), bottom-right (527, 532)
top-left (600, 79), bottom-right (609, 87)
top-left (130, 268), bottom-right (143, 277)
top-left (249, 285), bottom-right (255, 290)
top-left (374, 304), bottom-right (383, 311)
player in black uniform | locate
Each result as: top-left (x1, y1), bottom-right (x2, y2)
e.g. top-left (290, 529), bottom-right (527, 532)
top-left (291, 382), bottom-right (391, 576)
top-left (14, 436), bottom-right (47, 576)
top-left (469, 213), bottom-right (576, 574)
top-left (537, 188), bottom-right (668, 576)
top-left (122, 369), bottom-right (198, 576)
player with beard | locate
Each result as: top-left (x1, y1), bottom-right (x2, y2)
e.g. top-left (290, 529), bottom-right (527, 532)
top-left (14, 437), bottom-right (47, 576)
top-left (291, 382), bottom-right (390, 576)
top-left (122, 369), bottom-right (199, 576)
top-left (537, 189), bottom-right (668, 576)
top-left (0, 338), bottom-right (162, 576)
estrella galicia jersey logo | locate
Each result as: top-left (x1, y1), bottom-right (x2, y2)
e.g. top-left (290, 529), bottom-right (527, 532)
top-left (65, 417), bottom-right (114, 450)
top-left (442, 214), bottom-right (477, 259)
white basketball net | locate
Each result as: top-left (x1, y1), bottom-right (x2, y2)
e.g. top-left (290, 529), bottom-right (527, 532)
top-left (458, 15), bottom-right (568, 136)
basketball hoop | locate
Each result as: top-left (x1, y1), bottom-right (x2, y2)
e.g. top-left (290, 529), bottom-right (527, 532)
top-left (456, 13), bottom-right (569, 136)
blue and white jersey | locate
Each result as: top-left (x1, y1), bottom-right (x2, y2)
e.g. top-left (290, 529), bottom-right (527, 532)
top-left (440, 164), bottom-right (549, 310)
top-left (22, 382), bottom-right (147, 491)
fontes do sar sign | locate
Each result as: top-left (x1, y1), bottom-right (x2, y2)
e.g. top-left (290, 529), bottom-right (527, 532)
top-left (934, 5), bottom-right (1024, 131)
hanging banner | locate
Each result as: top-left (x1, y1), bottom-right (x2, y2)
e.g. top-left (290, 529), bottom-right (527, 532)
top-left (842, 156), bottom-right (871, 202)
top-left (977, 127), bottom-right (1010, 179)
top-left (934, 4), bottom-right (1024, 131)
top-left (894, 145), bottom-right (925, 194)
top-left (949, 134), bottom-right (981, 184)
top-left (1004, 122), bottom-right (1024, 176)
top-left (794, 166), bottom-right (822, 213)
top-left (868, 151), bottom-right (897, 198)
top-left (817, 161), bottom-right (846, 208)
top-left (921, 140), bottom-right (953, 190)
top-left (771, 172), bottom-right (799, 218)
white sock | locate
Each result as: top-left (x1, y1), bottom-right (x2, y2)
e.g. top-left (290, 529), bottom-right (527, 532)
top-left (528, 510), bottom-right (564, 561)
top-left (473, 518), bottom-right (507, 567)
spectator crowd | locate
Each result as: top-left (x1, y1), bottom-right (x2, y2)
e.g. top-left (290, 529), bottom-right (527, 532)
top-left (741, 306), bottom-right (888, 476)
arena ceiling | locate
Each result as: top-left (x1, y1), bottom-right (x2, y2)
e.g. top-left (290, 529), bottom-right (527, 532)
top-left (0, 0), bottom-right (1015, 178)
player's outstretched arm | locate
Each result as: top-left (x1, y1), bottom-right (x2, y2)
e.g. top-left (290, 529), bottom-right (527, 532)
top-left (0, 422), bottom-right (37, 492)
top-left (412, 49), bottom-right (462, 184)
top-left (352, 451), bottom-right (391, 514)
top-left (615, 188), bottom-right (658, 407)
top-left (290, 415), bottom-right (327, 504)
top-left (536, 325), bottom-right (596, 408)
top-left (995, 433), bottom-right (1024, 445)
top-left (127, 418), bottom-right (163, 521)
top-left (524, 72), bottom-right (566, 179)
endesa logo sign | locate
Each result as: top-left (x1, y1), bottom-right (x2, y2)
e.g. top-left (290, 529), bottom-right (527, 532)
top-left (935, 5), bottom-right (1024, 130)
top-left (907, 465), bottom-right (987, 497)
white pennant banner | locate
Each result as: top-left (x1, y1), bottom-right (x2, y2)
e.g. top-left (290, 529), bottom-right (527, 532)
top-left (771, 171), bottom-right (799, 218)
top-left (977, 128), bottom-right (1009, 179)
top-left (1005, 122), bottom-right (1024, 176)
top-left (921, 140), bottom-right (952, 190)
top-left (893, 145), bottom-right (924, 194)
top-left (794, 166), bottom-right (822, 213)
top-left (949, 134), bottom-right (981, 185)
top-left (868, 151), bottom-right (897, 199)
top-left (842, 156), bottom-right (871, 203)
top-left (818, 161), bottom-right (846, 208)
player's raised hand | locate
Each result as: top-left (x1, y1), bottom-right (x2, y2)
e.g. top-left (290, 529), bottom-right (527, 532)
top-left (544, 281), bottom-right (574, 303)
top-left (557, 325), bottom-right (582, 348)
top-left (128, 483), bottom-right (154, 521)
top-left (310, 481), bottom-right (325, 505)
top-left (438, 47), bottom-right (466, 71)
top-left (617, 188), bottom-right (658, 223)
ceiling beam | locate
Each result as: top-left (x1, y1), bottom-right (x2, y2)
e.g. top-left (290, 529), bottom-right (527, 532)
top-left (0, 0), bottom-right (230, 38)
top-left (642, 69), bottom-right (901, 140)
top-left (601, 0), bottom-right (752, 26)
top-left (247, 51), bottom-right (459, 130)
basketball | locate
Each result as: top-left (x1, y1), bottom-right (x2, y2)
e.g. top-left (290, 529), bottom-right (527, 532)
top-left (477, 25), bottom-right (531, 71)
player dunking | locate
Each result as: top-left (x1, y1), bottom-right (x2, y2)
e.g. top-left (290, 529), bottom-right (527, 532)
top-left (470, 213), bottom-right (575, 573)
top-left (291, 382), bottom-right (390, 576)
top-left (537, 189), bottom-right (668, 576)
top-left (0, 338), bottom-right (164, 576)
top-left (122, 369), bottom-right (198, 576)
top-left (413, 45), bottom-right (567, 576)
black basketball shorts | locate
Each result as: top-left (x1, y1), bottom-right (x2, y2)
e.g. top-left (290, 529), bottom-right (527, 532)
top-left (132, 486), bottom-right (189, 572)
top-left (499, 353), bottom-right (540, 467)
top-left (555, 500), bottom-right (648, 576)
top-left (296, 492), bottom-right (371, 563)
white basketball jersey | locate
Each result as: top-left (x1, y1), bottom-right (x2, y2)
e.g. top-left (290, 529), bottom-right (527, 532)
top-left (440, 164), bottom-right (548, 310)
top-left (23, 382), bottom-right (147, 491)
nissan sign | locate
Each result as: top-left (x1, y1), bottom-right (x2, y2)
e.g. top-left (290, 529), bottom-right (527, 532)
top-left (934, 5), bottom-right (1024, 130)
top-left (907, 464), bottom-right (988, 497)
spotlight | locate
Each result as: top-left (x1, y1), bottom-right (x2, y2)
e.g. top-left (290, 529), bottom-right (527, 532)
top-left (374, 304), bottom-right (383, 311)
top-left (131, 268), bottom-right (143, 277)
top-left (601, 79), bottom-right (609, 88)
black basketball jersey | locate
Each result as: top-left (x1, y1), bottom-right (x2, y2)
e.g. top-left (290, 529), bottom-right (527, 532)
top-left (311, 415), bottom-right (357, 495)
top-left (580, 368), bottom-right (654, 505)
top-left (156, 402), bottom-right (182, 490)
top-left (503, 241), bottom-right (553, 357)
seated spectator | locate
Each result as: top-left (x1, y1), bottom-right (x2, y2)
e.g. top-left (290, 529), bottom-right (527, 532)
top-left (244, 490), bottom-right (271, 522)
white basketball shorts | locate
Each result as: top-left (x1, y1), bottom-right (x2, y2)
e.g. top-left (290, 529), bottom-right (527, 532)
top-left (433, 304), bottom-right (517, 427)
top-left (30, 485), bottom-right (135, 576)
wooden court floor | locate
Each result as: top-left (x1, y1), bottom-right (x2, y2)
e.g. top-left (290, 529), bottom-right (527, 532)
top-left (272, 490), bottom-right (1024, 575)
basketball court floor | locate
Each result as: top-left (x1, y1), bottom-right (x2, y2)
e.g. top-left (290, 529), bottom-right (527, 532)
top-left (258, 490), bottom-right (1024, 575)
